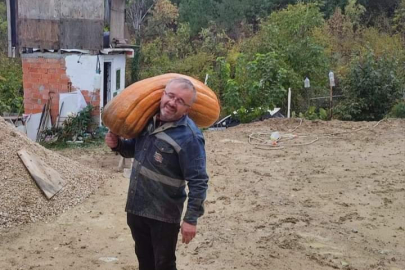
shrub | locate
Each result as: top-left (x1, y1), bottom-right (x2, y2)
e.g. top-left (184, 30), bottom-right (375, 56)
top-left (389, 101), bottom-right (405, 118)
top-left (334, 49), bottom-right (403, 121)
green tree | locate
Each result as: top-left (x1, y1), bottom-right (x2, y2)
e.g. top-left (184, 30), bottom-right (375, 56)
top-left (393, 0), bottom-right (405, 39)
top-left (218, 52), bottom-right (294, 122)
top-left (335, 49), bottom-right (403, 121)
top-left (126, 0), bottom-right (158, 83)
top-left (345, 0), bottom-right (366, 28)
top-left (242, 3), bottom-right (329, 112)
top-left (0, 56), bottom-right (23, 114)
top-left (144, 0), bottom-right (179, 39)
top-left (177, 0), bottom-right (217, 35)
top-left (0, 0), bottom-right (8, 54)
top-left (0, 1), bottom-right (23, 115)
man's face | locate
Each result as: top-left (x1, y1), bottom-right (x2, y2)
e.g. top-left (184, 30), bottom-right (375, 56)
top-left (159, 82), bottom-right (194, 122)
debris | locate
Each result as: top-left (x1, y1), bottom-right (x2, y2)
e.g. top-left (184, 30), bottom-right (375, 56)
top-left (0, 117), bottom-right (108, 230)
top-left (98, 257), bottom-right (118, 263)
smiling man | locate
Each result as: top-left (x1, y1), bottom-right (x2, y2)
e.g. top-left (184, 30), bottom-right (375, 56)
top-left (105, 78), bottom-right (209, 270)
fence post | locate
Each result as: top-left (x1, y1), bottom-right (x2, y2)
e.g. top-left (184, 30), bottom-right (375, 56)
top-left (287, 88), bottom-right (291, 118)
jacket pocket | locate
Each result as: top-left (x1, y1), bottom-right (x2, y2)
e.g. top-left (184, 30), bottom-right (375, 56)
top-left (152, 139), bottom-right (175, 167)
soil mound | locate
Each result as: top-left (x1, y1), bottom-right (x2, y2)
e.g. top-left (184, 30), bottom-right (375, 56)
top-left (0, 117), bottom-right (108, 230)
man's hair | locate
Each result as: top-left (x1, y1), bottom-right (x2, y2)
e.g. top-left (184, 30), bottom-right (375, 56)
top-left (166, 78), bottom-right (197, 103)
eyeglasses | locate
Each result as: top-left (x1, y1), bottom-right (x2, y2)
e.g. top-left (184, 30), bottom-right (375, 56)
top-left (163, 91), bottom-right (192, 107)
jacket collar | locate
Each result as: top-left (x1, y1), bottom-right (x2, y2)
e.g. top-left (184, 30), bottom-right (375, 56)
top-left (151, 114), bottom-right (188, 134)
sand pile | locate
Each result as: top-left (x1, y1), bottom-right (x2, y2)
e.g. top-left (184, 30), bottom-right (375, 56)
top-left (0, 117), bottom-right (108, 230)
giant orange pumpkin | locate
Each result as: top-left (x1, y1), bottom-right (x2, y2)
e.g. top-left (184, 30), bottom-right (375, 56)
top-left (102, 73), bottom-right (220, 138)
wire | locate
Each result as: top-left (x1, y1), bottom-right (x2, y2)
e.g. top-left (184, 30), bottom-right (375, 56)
top-left (248, 118), bottom-right (386, 150)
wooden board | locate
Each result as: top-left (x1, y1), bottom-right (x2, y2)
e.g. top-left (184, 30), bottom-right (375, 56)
top-left (18, 19), bottom-right (60, 49)
top-left (60, 0), bottom-right (103, 20)
top-left (60, 19), bottom-right (103, 50)
top-left (18, 149), bottom-right (65, 199)
top-left (17, 0), bottom-right (60, 20)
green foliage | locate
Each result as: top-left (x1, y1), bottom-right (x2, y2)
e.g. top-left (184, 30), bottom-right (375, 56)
top-left (178, 0), bottom-right (216, 35)
top-left (321, 0), bottom-right (349, 18)
top-left (139, 20), bottom-right (231, 83)
top-left (61, 105), bottom-right (94, 141)
top-left (344, 0), bottom-right (366, 28)
top-left (0, 2), bottom-right (23, 114)
top-left (0, 56), bottom-right (23, 115)
top-left (242, 3), bottom-right (329, 112)
top-left (218, 52), bottom-right (291, 120)
top-left (299, 106), bottom-right (329, 120)
top-left (234, 107), bottom-right (268, 123)
top-left (41, 105), bottom-right (95, 144)
top-left (0, 1), bottom-right (8, 53)
top-left (389, 101), bottom-right (405, 118)
top-left (334, 49), bottom-right (403, 121)
top-left (393, 0), bottom-right (405, 35)
top-left (144, 0), bottom-right (179, 39)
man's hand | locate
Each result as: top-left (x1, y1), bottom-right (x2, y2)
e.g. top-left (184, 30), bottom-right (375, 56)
top-left (105, 131), bottom-right (119, 149)
top-left (181, 222), bottom-right (196, 244)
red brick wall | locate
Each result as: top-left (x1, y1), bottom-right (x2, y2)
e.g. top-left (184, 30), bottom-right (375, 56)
top-left (22, 56), bottom-right (101, 125)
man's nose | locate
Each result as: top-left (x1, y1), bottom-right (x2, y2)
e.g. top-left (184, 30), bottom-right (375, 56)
top-left (167, 98), bottom-right (177, 106)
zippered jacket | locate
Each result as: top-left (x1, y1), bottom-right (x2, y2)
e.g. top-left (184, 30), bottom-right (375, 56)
top-left (114, 114), bottom-right (209, 225)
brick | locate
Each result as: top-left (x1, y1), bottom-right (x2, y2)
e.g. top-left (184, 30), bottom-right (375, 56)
top-left (48, 68), bottom-right (57, 74)
top-left (22, 73), bottom-right (30, 80)
top-left (24, 58), bottom-right (35, 63)
top-left (35, 103), bottom-right (44, 109)
top-left (39, 67), bottom-right (49, 74)
top-left (32, 93), bottom-right (41, 99)
top-left (31, 73), bottom-right (42, 80)
top-left (47, 58), bottom-right (59, 63)
top-left (23, 82), bottom-right (33, 89)
top-left (28, 67), bottom-right (39, 73)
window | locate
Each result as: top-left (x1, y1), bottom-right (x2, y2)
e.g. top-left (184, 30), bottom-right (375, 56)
top-left (116, 69), bottom-right (121, 91)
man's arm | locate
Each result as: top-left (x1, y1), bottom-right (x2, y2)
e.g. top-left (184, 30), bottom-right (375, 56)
top-left (105, 131), bottom-right (136, 158)
top-left (179, 135), bottom-right (209, 243)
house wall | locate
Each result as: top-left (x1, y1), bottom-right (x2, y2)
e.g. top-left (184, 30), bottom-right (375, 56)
top-left (22, 52), bottom-right (126, 125)
top-left (22, 53), bottom-right (101, 125)
top-left (16, 0), bottom-right (104, 51)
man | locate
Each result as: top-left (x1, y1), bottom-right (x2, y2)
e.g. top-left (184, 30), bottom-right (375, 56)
top-left (105, 78), bottom-right (209, 270)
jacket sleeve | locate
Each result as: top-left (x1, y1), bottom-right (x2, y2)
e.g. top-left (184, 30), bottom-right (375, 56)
top-left (112, 138), bottom-right (136, 158)
top-left (179, 134), bottom-right (209, 225)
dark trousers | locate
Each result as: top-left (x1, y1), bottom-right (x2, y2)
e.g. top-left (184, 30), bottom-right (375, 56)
top-left (127, 213), bottom-right (180, 270)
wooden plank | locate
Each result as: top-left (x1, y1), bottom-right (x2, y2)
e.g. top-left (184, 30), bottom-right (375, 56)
top-left (60, 0), bottom-right (103, 20)
top-left (60, 19), bottom-right (103, 50)
top-left (17, 149), bottom-right (65, 200)
top-left (110, 0), bottom-right (125, 44)
top-left (17, 0), bottom-right (60, 20)
top-left (18, 19), bottom-right (60, 49)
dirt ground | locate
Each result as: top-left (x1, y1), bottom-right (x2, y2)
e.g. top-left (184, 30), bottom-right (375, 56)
top-left (0, 118), bottom-right (404, 270)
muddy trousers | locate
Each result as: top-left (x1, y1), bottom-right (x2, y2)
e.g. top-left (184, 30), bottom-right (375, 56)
top-left (127, 213), bottom-right (180, 270)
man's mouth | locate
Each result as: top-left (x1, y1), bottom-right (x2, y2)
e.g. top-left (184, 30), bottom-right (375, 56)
top-left (164, 104), bottom-right (176, 114)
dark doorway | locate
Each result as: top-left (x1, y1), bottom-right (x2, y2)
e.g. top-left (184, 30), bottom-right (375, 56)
top-left (103, 62), bottom-right (112, 107)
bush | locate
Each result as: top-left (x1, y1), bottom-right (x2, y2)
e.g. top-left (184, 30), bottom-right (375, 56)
top-left (220, 52), bottom-right (293, 121)
top-left (334, 49), bottom-right (403, 121)
top-left (299, 106), bottom-right (329, 120)
top-left (0, 56), bottom-right (23, 115)
top-left (389, 101), bottom-right (405, 118)
top-left (39, 105), bottom-right (95, 144)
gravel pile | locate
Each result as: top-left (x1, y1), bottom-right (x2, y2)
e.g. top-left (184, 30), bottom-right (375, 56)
top-left (0, 117), bottom-right (108, 230)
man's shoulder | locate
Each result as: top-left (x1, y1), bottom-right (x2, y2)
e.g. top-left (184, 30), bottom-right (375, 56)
top-left (183, 116), bottom-right (203, 136)
top-left (168, 116), bottom-right (203, 142)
